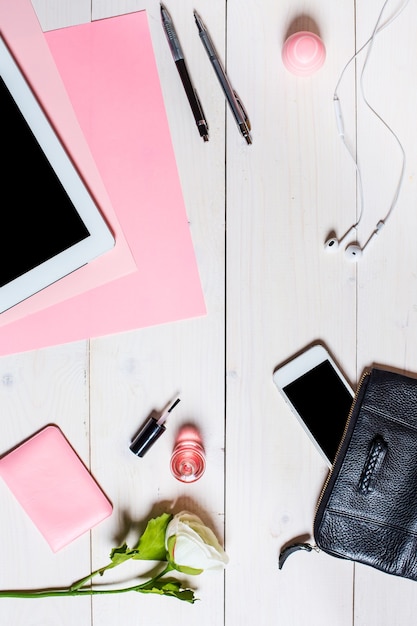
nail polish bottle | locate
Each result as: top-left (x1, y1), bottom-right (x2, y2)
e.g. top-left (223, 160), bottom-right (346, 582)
top-left (170, 425), bottom-right (206, 483)
top-left (130, 398), bottom-right (180, 458)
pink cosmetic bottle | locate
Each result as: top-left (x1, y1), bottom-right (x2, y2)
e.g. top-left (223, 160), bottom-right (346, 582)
top-left (170, 425), bottom-right (206, 483)
top-left (282, 31), bottom-right (326, 76)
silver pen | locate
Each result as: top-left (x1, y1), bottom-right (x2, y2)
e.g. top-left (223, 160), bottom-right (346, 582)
top-left (194, 10), bottom-right (252, 145)
top-left (161, 4), bottom-right (209, 141)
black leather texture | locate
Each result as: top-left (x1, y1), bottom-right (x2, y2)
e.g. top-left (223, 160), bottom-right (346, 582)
top-left (314, 368), bottom-right (417, 581)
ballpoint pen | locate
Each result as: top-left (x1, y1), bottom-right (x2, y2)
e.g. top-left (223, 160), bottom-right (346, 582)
top-left (160, 4), bottom-right (209, 142)
top-left (193, 10), bottom-right (252, 145)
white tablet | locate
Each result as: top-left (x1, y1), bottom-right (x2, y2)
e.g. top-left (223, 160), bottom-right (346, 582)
top-left (0, 35), bottom-right (115, 314)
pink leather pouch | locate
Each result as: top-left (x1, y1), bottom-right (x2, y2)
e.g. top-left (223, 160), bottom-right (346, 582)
top-left (0, 425), bottom-right (112, 552)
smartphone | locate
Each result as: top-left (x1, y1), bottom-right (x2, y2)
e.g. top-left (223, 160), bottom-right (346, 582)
top-left (273, 343), bottom-right (354, 466)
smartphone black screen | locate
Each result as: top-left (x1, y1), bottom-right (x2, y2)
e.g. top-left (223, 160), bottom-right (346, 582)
top-left (283, 360), bottom-right (353, 463)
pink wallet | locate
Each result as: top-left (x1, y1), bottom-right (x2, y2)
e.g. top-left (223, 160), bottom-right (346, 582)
top-left (0, 425), bottom-right (112, 552)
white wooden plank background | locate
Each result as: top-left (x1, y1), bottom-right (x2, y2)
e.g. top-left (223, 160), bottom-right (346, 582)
top-left (1, 0), bottom-right (417, 624)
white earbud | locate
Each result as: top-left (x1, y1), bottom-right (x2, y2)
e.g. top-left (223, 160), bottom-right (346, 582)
top-left (325, 221), bottom-right (384, 262)
top-left (345, 243), bottom-right (362, 261)
top-left (324, 236), bottom-right (339, 251)
top-left (323, 225), bottom-right (355, 253)
top-left (344, 221), bottom-right (384, 262)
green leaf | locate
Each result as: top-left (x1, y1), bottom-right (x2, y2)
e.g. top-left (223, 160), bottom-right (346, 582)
top-left (133, 513), bottom-right (172, 561)
top-left (137, 580), bottom-right (196, 603)
top-left (108, 543), bottom-right (138, 568)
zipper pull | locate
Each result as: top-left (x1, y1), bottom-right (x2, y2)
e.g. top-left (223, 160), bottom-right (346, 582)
top-left (278, 541), bottom-right (319, 569)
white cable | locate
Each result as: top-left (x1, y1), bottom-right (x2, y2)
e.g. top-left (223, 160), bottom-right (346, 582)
top-left (334, 0), bottom-right (411, 95)
top-left (359, 0), bottom-right (408, 223)
top-left (334, 0), bottom-right (410, 231)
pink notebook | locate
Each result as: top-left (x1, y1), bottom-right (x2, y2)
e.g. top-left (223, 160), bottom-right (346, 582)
top-left (0, 425), bottom-right (113, 552)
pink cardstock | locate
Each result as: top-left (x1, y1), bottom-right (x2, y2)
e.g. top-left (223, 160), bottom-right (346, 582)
top-left (0, 425), bottom-right (113, 552)
top-left (0, 0), bottom-right (137, 328)
top-left (0, 8), bottom-right (206, 355)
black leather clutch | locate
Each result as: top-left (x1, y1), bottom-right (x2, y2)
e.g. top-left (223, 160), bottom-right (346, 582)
top-left (281, 368), bottom-right (417, 581)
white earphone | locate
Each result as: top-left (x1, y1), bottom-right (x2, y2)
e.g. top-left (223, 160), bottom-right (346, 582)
top-left (324, 0), bottom-right (408, 262)
top-left (324, 221), bottom-right (385, 262)
top-left (324, 225), bottom-right (355, 252)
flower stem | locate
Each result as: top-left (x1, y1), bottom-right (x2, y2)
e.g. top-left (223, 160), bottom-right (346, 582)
top-left (70, 564), bottom-right (113, 592)
top-left (0, 564), bottom-right (175, 599)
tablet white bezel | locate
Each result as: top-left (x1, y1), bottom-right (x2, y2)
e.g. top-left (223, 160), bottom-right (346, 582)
top-left (0, 35), bottom-right (114, 314)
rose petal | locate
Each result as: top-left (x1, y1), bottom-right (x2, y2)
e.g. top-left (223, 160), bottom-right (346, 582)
top-left (165, 511), bottom-right (228, 572)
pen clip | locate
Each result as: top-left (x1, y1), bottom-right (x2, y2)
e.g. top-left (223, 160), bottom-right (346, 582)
top-left (233, 90), bottom-right (251, 131)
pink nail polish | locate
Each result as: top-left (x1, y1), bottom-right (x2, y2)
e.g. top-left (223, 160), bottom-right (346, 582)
top-left (170, 425), bottom-right (206, 483)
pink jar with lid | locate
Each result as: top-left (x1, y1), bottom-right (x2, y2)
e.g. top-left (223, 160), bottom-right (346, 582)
top-left (282, 31), bottom-right (326, 76)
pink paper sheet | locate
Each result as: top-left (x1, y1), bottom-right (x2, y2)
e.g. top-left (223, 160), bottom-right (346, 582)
top-left (0, 9), bottom-right (205, 356)
top-left (0, 0), bottom-right (136, 327)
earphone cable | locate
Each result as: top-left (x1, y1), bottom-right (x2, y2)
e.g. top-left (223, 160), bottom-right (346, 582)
top-left (334, 0), bottom-right (410, 231)
top-left (359, 0), bottom-right (408, 224)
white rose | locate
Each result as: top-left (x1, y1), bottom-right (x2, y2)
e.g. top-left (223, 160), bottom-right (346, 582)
top-left (165, 511), bottom-right (229, 574)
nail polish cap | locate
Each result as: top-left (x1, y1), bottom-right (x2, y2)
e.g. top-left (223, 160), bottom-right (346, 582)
top-left (130, 417), bottom-right (166, 457)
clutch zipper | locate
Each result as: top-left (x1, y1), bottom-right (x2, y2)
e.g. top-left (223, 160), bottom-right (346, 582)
top-left (314, 369), bottom-right (371, 521)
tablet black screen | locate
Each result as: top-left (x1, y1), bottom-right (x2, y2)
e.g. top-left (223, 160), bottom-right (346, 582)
top-left (1, 75), bottom-right (89, 288)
